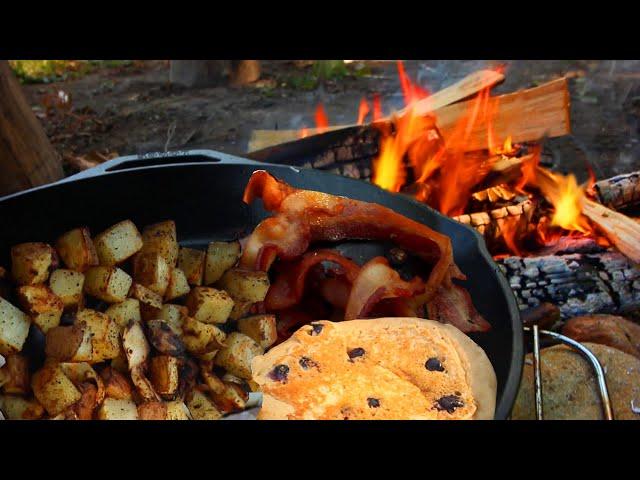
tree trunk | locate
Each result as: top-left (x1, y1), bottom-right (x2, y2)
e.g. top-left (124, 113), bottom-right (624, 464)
top-left (0, 61), bottom-right (63, 196)
top-left (170, 60), bottom-right (261, 88)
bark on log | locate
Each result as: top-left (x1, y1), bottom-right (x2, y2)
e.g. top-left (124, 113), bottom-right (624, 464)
top-left (0, 61), bottom-right (63, 196)
top-left (594, 170), bottom-right (640, 211)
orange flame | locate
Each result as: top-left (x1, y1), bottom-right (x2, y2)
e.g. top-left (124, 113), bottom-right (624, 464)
top-left (357, 98), bottom-right (370, 125)
top-left (299, 127), bottom-right (309, 139)
top-left (315, 104), bottom-right (329, 133)
top-left (372, 94), bottom-right (382, 121)
top-left (396, 61), bottom-right (429, 105)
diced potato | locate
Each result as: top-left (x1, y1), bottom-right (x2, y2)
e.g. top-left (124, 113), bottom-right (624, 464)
top-left (165, 400), bottom-right (191, 420)
top-left (210, 381), bottom-right (249, 414)
top-left (237, 314), bottom-right (277, 349)
top-left (76, 309), bottom-right (121, 362)
top-left (100, 366), bottom-right (133, 400)
top-left (200, 362), bottom-right (226, 395)
top-left (217, 268), bottom-right (270, 303)
top-left (133, 252), bottom-right (171, 296)
top-left (213, 332), bottom-right (263, 380)
top-left (32, 363), bottom-right (82, 416)
top-left (186, 388), bottom-right (223, 420)
top-left (49, 269), bottom-right (85, 308)
top-left (185, 287), bottom-right (234, 324)
top-left (137, 401), bottom-right (167, 420)
top-left (181, 316), bottom-right (226, 357)
top-left (84, 266), bottom-right (132, 303)
top-left (11, 242), bottom-right (55, 286)
top-left (164, 268), bottom-right (191, 302)
top-left (205, 241), bottom-right (241, 285)
top-left (129, 283), bottom-right (163, 320)
top-left (0, 395), bottom-right (45, 420)
top-left (55, 227), bottom-right (99, 272)
top-left (94, 220), bottom-right (143, 266)
top-left (146, 320), bottom-right (186, 357)
top-left (110, 352), bottom-right (129, 374)
top-left (149, 356), bottom-right (180, 399)
top-left (105, 298), bottom-right (141, 329)
top-left (0, 354), bottom-right (30, 395)
top-left (45, 322), bottom-right (90, 362)
top-left (198, 350), bottom-right (219, 362)
top-left (98, 398), bottom-right (138, 420)
top-left (158, 304), bottom-right (188, 333)
top-left (17, 285), bottom-right (64, 334)
top-left (178, 247), bottom-right (205, 286)
top-left (0, 297), bottom-right (31, 356)
top-left (228, 300), bottom-right (254, 321)
top-left (141, 220), bottom-right (179, 267)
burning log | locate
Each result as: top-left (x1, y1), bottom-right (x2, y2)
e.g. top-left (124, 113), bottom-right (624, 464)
top-left (453, 199), bottom-right (535, 245)
top-left (594, 170), bottom-right (640, 211)
top-left (498, 250), bottom-right (640, 319)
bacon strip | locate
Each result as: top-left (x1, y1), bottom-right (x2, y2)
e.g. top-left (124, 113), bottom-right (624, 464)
top-left (426, 284), bottom-right (491, 333)
top-left (241, 170), bottom-right (462, 302)
top-left (345, 257), bottom-right (424, 320)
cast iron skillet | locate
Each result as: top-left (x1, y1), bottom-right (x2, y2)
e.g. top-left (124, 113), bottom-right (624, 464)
top-left (0, 149), bottom-right (523, 419)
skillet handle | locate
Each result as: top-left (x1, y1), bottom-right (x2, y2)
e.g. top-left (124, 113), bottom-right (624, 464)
top-left (62, 149), bottom-right (265, 182)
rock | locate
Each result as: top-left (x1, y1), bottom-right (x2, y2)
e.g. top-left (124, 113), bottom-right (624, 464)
top-left (512, 342), bottom-right (640, 420)
top-left (562, 314), bottom-right (640, 359)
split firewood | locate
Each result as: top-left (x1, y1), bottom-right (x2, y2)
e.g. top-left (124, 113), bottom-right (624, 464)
top-left (453, 199), bottom-right (535, 244)
top-left (594, 170), bottom-right (640, 211)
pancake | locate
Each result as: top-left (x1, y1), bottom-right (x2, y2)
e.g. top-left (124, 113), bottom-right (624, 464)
top-left (251, 317), bottom-right (497, 420)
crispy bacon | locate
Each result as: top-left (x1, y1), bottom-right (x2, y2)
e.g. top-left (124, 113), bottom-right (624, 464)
top-left (265, 249), bottom-right (360, 311)
top-left (319, 275), bottom-right (352, 310)
top-left (345, 257), bottom-right (424, 320)
top-left (241, 170), bottom-right (463, 302)
top-left (426, 284), bottom-right (491, 333)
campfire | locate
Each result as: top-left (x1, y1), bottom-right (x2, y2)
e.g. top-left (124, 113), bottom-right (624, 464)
top-left (250, 61), bottom-right (640, 321)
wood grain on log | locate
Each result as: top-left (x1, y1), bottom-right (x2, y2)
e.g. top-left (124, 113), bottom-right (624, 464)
top-left (453, 199), bottom-right (535, 242)
top-left (595, 170), bottom-right (640, 211)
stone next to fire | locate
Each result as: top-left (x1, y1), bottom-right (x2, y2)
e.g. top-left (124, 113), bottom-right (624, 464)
top-left (562, 314), bottom-right (640, 359)
top-left (512, 342), bottom-right (640, 420)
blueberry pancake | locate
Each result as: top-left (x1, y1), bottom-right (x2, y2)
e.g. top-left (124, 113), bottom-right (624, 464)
top-left (251, 318), bottom-right (497, 420)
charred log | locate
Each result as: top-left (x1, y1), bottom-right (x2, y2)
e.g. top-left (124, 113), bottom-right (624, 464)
top-left (594, 170), bottom-right (640, 212)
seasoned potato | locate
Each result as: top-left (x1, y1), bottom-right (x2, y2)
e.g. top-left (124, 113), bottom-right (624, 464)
top-left (105, 298), bottom-right (141, 329)
top-left (100, 366), bottom-right (133, 400)
top-left (32, 363), bottom-right (82, 416)
top-left (213, 332), bottom-right (263, 380)
top-left (141, 220), bottom-right (179, 267)
top-left (0, 395), bottom-right (45, 420)
top-left (178, 247), bottom-right (205, 286)
top-left (129, 283), bottom-right (163, 320)
top-left (146, 320), bottom-right (186, 356)
top-left (84, 266), bottom-right (132, 303)
top-left (98, 398), bottom-right (138, 420)
top-left (132, 252), bottom-right (171, 296)
top-left (110, 353), bottom-right (129, 374)
top-left (56, 227), bottom-right (99, 272)
top-left (11, 242), bottom-right (55, 286)
top-left (0, 297), bottom-right (31, 356)
top-left (149, 356), bottom-right (180, 399)
top-left (17, 285), bottom-right (64, 334)
top-left (94, 220), bottom-right (143, 266)
top-left (210, 381), bottom-right (249, 414)
top-left (137, 401), bottom-right (167, 420)
top-left (186, 388), bottom-right (223, 420)
top-left (181, 316), bottom-right (226, 357)
top-left (49, 269), bottom-right (85, 308)
top-left (0, 354), bottom-right (30, 395)
top-left (158, 304), bottom-right (188, 333)
top-left (200, 362), bottom-right (226, 395)
top-left (45, 322), bottom-right (90, 362)
top-left (76, 309), bottom-right (121, 362)
top-left (205, 241), bottom-right (241, 285)
top-left (165, 400), bottom-right (192, 420)
top-left (164, 268), bottom-right (191, 302)
top-left (217, 268), bottom-right (270, 303)
top-left (185, 287), bottom-right (234, 324)
top-left (228, 300), bottom-right (254, 321)
top-left (237, 314), bottom-right (277, 349)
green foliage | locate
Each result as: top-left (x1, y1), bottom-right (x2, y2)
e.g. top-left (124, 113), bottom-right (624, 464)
top-left (283, 60), bottom-right (369, 91)
top-left (8, 60), bottom-right (133, 84)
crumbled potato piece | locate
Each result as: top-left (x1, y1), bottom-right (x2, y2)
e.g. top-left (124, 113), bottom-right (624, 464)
top-left (0, 297), bottom-right (31, 356)
top-left (181, 316), bottom-right (226, 357)
top-left (186, 388), bottom-right (223, 420)
top-left (133, 252), bottom-right (171, 296)
top-left (237, 314), bottom-right (277, 349)
top-left (164, 267), bottom-right (191, 301)
top-left (94, 220), bottom-right (143, 266)
top-left (185, 287), bottom-right (234, 324)
top-left (49, 269), bottom-right (85, 308)
top-left (137, 401), bottom-right (167, 420)
top-left (98, 398), bottom-right (138, 420)
top-left (11, 242), bottom-right (55, 286)
top-left (17, 285), bottom-right (64, 333)
top-left (205, 241), bottom-right (241, 285)
top-left (0, 354), bottom-right (30, 395)
top-left (105, 298), bottom-right (141, 329)
top-left (129, 283), bottom-right (163, 320)
top-left (217, 268), bottom-right (270, 303)
top-left (0, 395), bottom-right (45, 420)
top-left (55, 227), bottom-right (99, 272)
top-left (213, 332), bottom-right (263, 380)
top-left (31, 363), bottom-right (82, 416)
top-left (149, 356), bottom-right (180, 399)
top-left (141, 220), bottom-right (179, 267)
top-left (84, 266), bottom-right (132, 303)
top-left (178, 247), bottom-right (205, 286)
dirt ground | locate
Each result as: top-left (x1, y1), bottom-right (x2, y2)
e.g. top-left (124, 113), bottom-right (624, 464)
top-left (23, 60), bottom-right (640, 182)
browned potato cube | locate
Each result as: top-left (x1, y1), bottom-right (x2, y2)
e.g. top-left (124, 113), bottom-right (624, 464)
top-left (32, 363), bottom-right (82, 416)
top-left (56, 227), bottom-right (99, 272)
top-left (141, 221), bottom-right (179, 267)
top-left (0, 395), bottom-right (45, 420)
top-left (11, 242), bottom-right (55, 286)
top-left (228, 300), bottom-right (254, 321)
top-left (158, 304), bottom-right (188, 333)
top-left (165, 400), bottom-right (191, 420)
top-left (205, 241), bottom-right (241, 285)
top-left (100, 366), bottom-right (133, 400)
top-left (84, 266), bottom-right (132, 303)
top-left (186, 388), bottom-right (222, 420)
top-left (213, 332), bottom-right (263, 380)
top-left (237, 314), bottom-right (277, 349)
top-left (185, 287), bottom-right (234, 324)
top-left (77, 309), bottom-right (121, 362)
top-left (17, 285), bottom-right (64, 333)
top-left (200, 363), bottom-right (226, 395)
top-left (132, 252), bottom-right (171, 296)
top-left (149, 356), bottom-right (180, 399)
top-left (94, 220), bottom-right (143, 266)
top-left (178, 247), bottom-right (205, 286)
top-left (45, 322), bottom-right (91, 362)
top-left (210, 381), bottom-right (249, 414)
top-left (49, 269), bottom-right (85, 308)
top-left (105, 298), bottom-right (141, 329)
top-left (98, 398), bottom-right (138, 420)
top-left (0, 297), bottom-right (31, 356)
top-left (0, 354), bottom-right (30, 395)
top-left (164, 267), bottom-right (191, 302)
top-left (137, 401), bottom-right (167, 420)
top-left (181, 316), bottom-right (226, 357)
top-left (217, 268), bottom-right (270, 303)
top-left (129, 283), bottom-right (163, 310)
